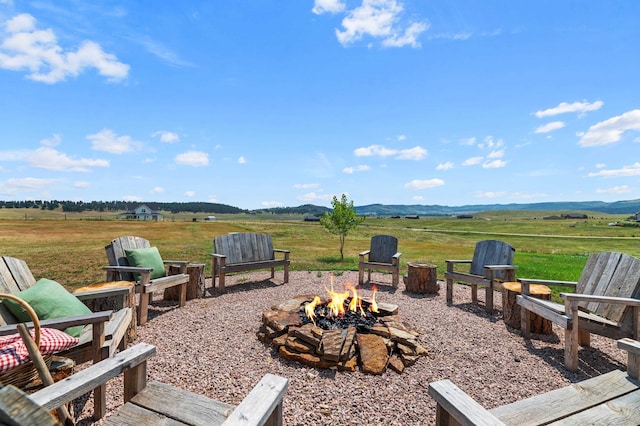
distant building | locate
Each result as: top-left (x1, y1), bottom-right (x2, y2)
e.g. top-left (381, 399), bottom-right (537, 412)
top-left (456, 214), bottom-right (473, 219)
top-left (117, 204), bottom-right (163, 221)
top-left (303, 215), bottom-right (320, 222)
top-left (635, 212), bottom-right (640, 222)
top-left (204, 216), bottom-right (217, 221)
top-left (405, 215), bottom-right (420, 219)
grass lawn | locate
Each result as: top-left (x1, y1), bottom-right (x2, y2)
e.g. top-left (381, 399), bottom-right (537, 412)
top-left (0, 208), bottom-right (638, 304)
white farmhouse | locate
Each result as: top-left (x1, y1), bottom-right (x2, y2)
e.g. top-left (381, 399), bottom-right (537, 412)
top-left (117, 204), bottom-right (163, 221)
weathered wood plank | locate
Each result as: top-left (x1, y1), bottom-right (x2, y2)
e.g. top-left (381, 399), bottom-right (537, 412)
top-left (128, 381), bottom-right (233, 426)
top-left (545, 389), bottom-right (640, 425)
top-left (490, 370), bottom-right (637, 424)
top-left (222, 374), bottom-right (289, 426)
top-left (29, 343), bottom-right (156, 410)
top-left (103, 402), bottom-right (186, 425)
top-left (428, 380), bottom-right (505, 426)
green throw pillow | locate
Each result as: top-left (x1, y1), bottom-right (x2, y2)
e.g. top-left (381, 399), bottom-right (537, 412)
top-left (124, 246), bottom-right (166, 280)
top-left (4, 278), bottom-right (92, 338)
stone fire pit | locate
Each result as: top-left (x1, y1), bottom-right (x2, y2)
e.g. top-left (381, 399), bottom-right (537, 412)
top-left (258, 292), bottom-right (428, 375)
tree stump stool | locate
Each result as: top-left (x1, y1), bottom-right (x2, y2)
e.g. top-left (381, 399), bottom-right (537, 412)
top-left (74, 281), bottom-right (137, 341)
top-left (165, 263), bottom-right (206, 301)
top-left (403, 262), bottom-right (439, 294)
top-left (502, 282), bottom-right (552, 334)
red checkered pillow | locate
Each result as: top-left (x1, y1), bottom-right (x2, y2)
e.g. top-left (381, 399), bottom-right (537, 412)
top-left (0, 328), bottom-right (79, 373)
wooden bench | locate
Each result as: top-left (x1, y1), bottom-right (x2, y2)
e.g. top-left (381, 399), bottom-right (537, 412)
top-left (0, 343), bottom-right (289, 425)
top-left (428, 338), bottom-right (640, 425)
top-left (211, 233), bottom-right (290, 293)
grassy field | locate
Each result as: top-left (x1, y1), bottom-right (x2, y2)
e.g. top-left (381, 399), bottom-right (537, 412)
top-left (0, 208), bottom-right (638, 302)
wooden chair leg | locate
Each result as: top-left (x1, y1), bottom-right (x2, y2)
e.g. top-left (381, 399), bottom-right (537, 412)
top-left (271, 267), bottom-right (275, 279)
top-left (178, 283), bottom-right (187, 307)
top-left (392, 270), bottom-right (399, 289)
top-left (138, 293), bottom-right (150, 326)
top-left (520, 305), bottom-right (531, 339)
top-left (471, 284), bottom-right (478, 304)
top-left (219, 272), bottom-right (226, 294)
top-left (283, 264), bottom-right (289, 283)
top-left (565, 302), bottom-right (579, 371)
top-left (579, 331), bottom-right (590, 347)
top-left (485, 283), bottom-right (494, 313)
top-left (358, 267), bottom-right (364, 286)
top-left (446, 279), bottom-right (453, 305)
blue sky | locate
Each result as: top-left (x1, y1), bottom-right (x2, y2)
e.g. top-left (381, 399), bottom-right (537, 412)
top-left (1, 1), bottom-right (639, 210)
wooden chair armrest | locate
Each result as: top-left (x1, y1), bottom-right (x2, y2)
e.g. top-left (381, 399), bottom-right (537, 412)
top-left (273, 249), bottom-right (290, 254)
top-left (618, 338), bottom-right (640, 380)
top-left (0, 311), bottom-right (113, 336)
top-left (392, 252), bottom-right (402, 259)
top-left (484, 264), bottom-right (518, 271)
top-left (211, 253), bottom-right (226, 259)
top-left (29, 343), bottom-right (157, 411)
top-left (103, 265), bottom-right (153, 273)
top-left (162, 260), bottom-right (190, 265)
top-left (445, 259), bottom-right (473, 263)
top-left (359, 249), bottom-right (371, 256)
top-left (74, 287), bottom-right (131, 301)
top-left (222, 374), bottom-right (289, 426)
top-left (428, 380), bottom-right (505, 426)
top-left (561, 293), bottom-right (640, 306)
top-left (518, 278), bottom-right (577, 288)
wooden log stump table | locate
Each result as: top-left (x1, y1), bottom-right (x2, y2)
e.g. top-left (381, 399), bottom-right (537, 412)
top-left (165, 263), bottom-right (206, 301)
top-left (502, 281), bottom-right (552, 334)
top-left (403, 262), bottom-right (439, 294)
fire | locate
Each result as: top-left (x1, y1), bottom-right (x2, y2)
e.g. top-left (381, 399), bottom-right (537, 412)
top-left (305, 274), bottom-right (379, 326)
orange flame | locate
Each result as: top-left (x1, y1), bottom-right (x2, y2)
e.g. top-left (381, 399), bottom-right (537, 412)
top-left (370, 285), bottom-right (379, 313)
top-left (306, 274), bottom-right (379, 323)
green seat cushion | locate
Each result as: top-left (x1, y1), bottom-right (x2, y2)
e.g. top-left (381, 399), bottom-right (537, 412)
top-left (4, 278), bottom-right (92, 338)
top-left (124, 246), bottom-right (166, 280)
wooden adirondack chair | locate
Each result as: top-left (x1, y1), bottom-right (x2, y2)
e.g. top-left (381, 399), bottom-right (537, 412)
top-left (358, 235), bottom-right (402, 288)
top-left (518, 251), bottom-right (640, 371)
top-left (0, 256), bottom-right (133, 420)
top-left (103, 236), bottom-right (190, 326)
top-left (0, 343), bottom-right (289, 425)
top-left (445, 240), bottom-right (517, 313)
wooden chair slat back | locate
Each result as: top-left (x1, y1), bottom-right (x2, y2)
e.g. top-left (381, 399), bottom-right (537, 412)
top-left (105, 236), bottom-right (151, 281)
top-left (576, 252), bottom-right (640, 322)
top-left (0, 256), bottom-right (37, 326)
top-left (214, 233), bottom-right (274, 264)
top-left (469, 240), bottom-right (515, 279)
top-left (368, 235), bottom-right (398, 264)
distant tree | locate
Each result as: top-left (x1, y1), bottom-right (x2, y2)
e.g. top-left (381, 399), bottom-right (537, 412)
top-left (320, 194), bottom-right (365, 260)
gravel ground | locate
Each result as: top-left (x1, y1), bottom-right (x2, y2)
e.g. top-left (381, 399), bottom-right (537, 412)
top-left (73, 271), bottom-right (628, 425)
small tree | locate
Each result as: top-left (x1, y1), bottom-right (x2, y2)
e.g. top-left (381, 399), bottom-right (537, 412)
top-left (320, 194), bottom-right (365, 260)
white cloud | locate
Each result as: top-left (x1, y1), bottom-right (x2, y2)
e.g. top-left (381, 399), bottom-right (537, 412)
top-left (483, 159), bottom-right (507, 169)
top-left (460, 137), bottom-right (476, 146)
top-left (261, 200), bottom-right (284, 207)
top-left (354, 144), bottom-right (396, 157)
top-left (40, 134), bottom-right (61, 147)
top-left (127, 34), bottom-right (194, 67)
top-left (123, 195), bottom-right (143, 202)
top-left (73, 181), bottom-right (90, 188)
top-left (354, 144), bottom-right (426, 160)
top-left (597, 185), bottom-right (630, 194)
top-left (535, 121), bottom-right (565, 134)
top-left (343, 164), bottom-right (371, 174)
top-left (595, 163), bottom-right (606, 168)
top-left (184, 191), bottom-right (195, 197)
top-left (0, 177), bottom-right (55, 195)
top-left (335, 0), bottom-right (428, 48)
top-left (412, 195), bottom-right (424, 201)
top-left (479, 136), bottom-right (503, 149)
top-left (293, 183), bottom-right (321, 189)
top-left (175, 151), bottom-right (209, 166)
top-left (535, 100), bottom-right (603, 118)
top-left (396, 146), bottom-right (427, 160)
top-left (473, 191), bottom-right (506, 199)
top-left (462, 156), bottom-right (483, 166)
top-left (150, 186), bottom-right (164, 194)
top-left (404, 178), bottom-right (444, 190)
top-left (397, 134), bottom-right (406, 141)
top-left (88, 129), bottom-right (142, 154)
top-left (29, 147), bottom-right (109, 171)
top-left (152, 131), bottom-right (180, 143)
top-left (0, 14), bottom-right (129, 83)
top-left (238, 156), bottom-right (246, 164)
top-left (588, 162), bottom-right (640, 178)
top-left (436, 161), bottom-right (453, 171)
top-left (298, 191), bottom-right (334, 201)
top-left (487, 150), bottom-right (504, 159)
top-left (312, 0), bottom-right (345, 14)
top-left (578, 110), bottom-right (640, 147)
